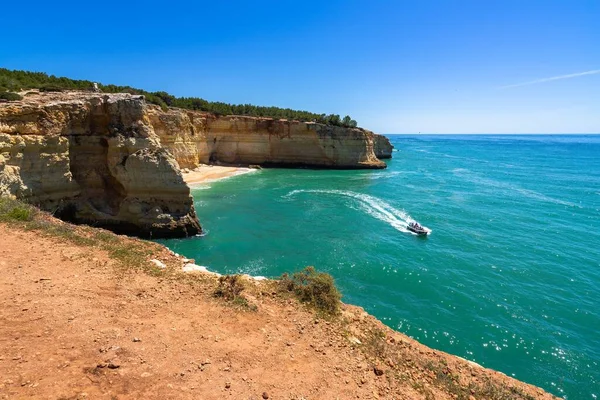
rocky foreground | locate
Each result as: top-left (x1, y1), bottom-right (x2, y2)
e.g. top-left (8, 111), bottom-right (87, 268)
top-left (0, 91), bottom-right (392, 238)
top-left (0, 213), bottom-right (556, 400)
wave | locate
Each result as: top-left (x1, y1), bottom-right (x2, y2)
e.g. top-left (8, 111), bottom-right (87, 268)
top-left (350, 171), bottom-right (403, 181)
top-left (190, 185), bottom-right (212, 190)
top-left (285, 189), bottom-right (424, 234)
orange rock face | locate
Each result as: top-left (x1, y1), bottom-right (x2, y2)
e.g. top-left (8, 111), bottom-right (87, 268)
top-left (148, 107), bottom-right (387, 169)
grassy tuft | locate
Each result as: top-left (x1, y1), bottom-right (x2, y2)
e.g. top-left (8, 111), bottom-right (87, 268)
top-left (214, 275), bottom-right (245, 300)
top-left (0, 197), bottom-right (36, 221)
top-left (214, 275), bottom-right (256, 311)
top-left (278, 266), bottom-right (341, 316)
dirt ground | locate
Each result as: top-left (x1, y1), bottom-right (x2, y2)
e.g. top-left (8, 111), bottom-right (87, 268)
top-left (0, 223), bottom-right (557, 400)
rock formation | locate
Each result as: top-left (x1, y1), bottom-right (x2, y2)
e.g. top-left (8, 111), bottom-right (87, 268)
top-left (1, 91), bottom-right (391, 237)
top-left (0, 92), bottom-right (201, 238)
top-left (148, 107), bottom-right (386, 169)
top-left (374, 134), bottom-right (393, 159)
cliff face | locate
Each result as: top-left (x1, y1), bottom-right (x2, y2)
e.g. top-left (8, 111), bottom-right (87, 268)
top-left (1, 91), bottom-right (390, 236)
top-left (148, 107), bottom-right (386, 169)
top-left (374, 134), bottom-right (393, 159)
top-left (0, 92), bottom-right (201, 238)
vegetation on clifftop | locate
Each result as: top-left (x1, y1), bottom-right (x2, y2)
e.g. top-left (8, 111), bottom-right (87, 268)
top-left (0, 68), bottom-right (358, 127)
top-left (278, 266), bottom-right (342, 315)
top-left (0, 91), bottom-right (22, 101)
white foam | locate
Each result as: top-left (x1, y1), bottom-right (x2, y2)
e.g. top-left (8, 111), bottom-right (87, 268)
top-left (181, 263), bottom-right (271, 281)
top-left (285, 189), bottom-right (428, 235)
top-left (351, 171), bottom-right (403, 181)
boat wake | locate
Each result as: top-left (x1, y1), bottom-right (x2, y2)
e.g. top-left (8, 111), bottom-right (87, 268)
top-left (285, 189), bottom-right (428, 235)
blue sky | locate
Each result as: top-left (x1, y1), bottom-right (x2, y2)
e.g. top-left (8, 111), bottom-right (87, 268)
top-left (1, 0), bottom-right (599, 133)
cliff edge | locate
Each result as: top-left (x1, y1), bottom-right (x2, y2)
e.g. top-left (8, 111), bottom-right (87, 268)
top-left (0, 217), bottom-right (557, 400)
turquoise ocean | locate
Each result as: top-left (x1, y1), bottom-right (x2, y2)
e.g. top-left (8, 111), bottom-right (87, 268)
top-left (158, 135), bottom-right (600, 399)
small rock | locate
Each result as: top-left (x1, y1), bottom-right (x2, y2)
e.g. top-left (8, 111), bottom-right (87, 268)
top-left (348, 336), bottom-right (362, 345)
top-left (141, 372), bottom-right (152, 378)
top-left (373, 365), bottom-right (384, 376)
top-left (107, 363), bottom-right (120, 369)
top-left (182, 263), bottom-right (210, 273)
top-left (469, 396), bottom-right (476, 400)
top-left (262, 392), bottom-right (269, 399)
top-left (149, 259), bottom-right (166, 269)
top-left (225, 382), bottom-right (231, 389)
top-left (132, 337), bottom-right (141, 342)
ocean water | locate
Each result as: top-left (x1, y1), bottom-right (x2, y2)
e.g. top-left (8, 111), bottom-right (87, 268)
top-left (158, 135), bottom-right (600, 399)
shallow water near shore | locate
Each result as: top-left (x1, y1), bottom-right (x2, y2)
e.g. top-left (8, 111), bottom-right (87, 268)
top-left (158, 134), bottom-right (600, 399)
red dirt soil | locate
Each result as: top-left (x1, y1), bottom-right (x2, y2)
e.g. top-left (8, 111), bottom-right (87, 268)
top-left (0, 224), bottom-right (557, 400)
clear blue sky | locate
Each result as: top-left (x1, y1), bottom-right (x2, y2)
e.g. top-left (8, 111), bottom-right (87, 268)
top-left (1, 0), bottom-right (599, 133)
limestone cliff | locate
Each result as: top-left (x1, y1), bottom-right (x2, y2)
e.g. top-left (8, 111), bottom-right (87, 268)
top-left (148, 107), bottom-right (387, 169)
top-left (0, 92), bottom-right (201, 238)
top-left (1, 91), bottom-right (390, 237)
top-left (374, 134), bottom-right (393, 159)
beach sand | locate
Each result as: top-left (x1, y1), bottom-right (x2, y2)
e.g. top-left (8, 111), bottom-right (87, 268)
top-left (182, 164), bottom-right (256, 186)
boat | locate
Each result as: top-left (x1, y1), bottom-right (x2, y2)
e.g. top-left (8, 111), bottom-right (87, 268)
top-left (407, 221), bottom-right (430, 236)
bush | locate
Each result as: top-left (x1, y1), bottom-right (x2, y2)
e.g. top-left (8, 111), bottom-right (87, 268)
top-left (279, 266), bottom-right (341, 315)
top-left (39, 84), bottom-right (64, 92)
top-left (213, 275), bottom-right (256, 310)
top-left (214, 275), bottom-right (245, 301)
top-left (0, 92), bottom-right (22, 101)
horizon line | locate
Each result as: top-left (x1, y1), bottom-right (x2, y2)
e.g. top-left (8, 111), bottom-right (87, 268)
top-left (383, 132), bottom-right (600, 135)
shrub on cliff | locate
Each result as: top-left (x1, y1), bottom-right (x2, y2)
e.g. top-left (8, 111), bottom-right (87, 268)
top-left (214, 275), bottom-right (256, 310)
top-left (0, 197), bottom-right (36, 221)
top-left (342, 115), bottom-right (358, 128)
top-left (39, 84), bottom-right (64, 92)
top-left (0, 91), bottom-right (22, 101)
top-left (278, 266), bottom-right (341, 315)
top-left (214, 275), bottom-right (245, 300)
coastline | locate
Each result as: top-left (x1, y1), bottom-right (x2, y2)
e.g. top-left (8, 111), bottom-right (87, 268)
top-left (182, 165), bottom-right (257, 186)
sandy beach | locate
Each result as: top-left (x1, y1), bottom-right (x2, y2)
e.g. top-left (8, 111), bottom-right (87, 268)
top-left (182, 164), bottom-right (256, 186)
